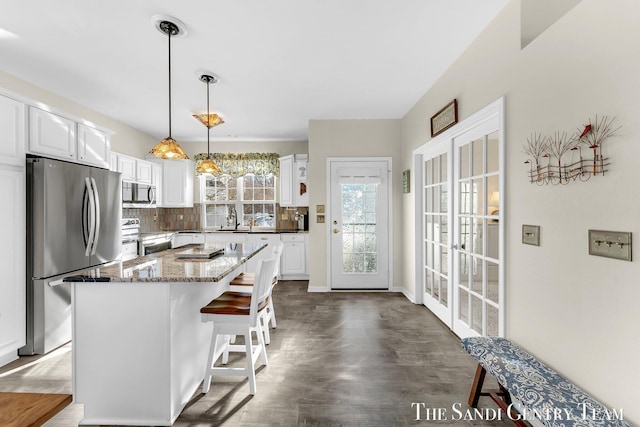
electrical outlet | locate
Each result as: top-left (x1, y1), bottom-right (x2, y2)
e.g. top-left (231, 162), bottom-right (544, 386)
top-left (153, 215), bottom-right (157, 222)
top-left (179, 214), bottom-right (184, 220)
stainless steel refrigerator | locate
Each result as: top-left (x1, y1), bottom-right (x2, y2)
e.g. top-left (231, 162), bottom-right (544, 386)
top-left (20, 156), bottom-right (122, 355)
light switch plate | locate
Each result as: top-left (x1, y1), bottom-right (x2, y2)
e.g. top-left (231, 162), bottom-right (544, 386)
top-left (588, 230), bottom-right (632, 261)
top-left (522, 225), bottom-right (540, 246)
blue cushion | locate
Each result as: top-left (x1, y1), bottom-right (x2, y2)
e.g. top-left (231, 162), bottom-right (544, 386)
top-left (462, 337), bottom-right (634, 427)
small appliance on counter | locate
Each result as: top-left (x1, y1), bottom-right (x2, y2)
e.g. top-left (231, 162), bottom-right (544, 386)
top-left (296, 212), bottom-right (309, 231)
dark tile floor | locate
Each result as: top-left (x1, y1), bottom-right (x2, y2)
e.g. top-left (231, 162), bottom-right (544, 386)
top-left (0, 281), bottom-right (511, 426)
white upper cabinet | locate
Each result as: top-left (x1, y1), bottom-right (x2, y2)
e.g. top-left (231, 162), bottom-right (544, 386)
top-left (118, 154), bottom-right (136, 181)
top-left (28, 106), bottom-right (76, 161)
top-left (136, 160), bottom-right (153, 185)
top-left (152, 164), bottom-right (162, 206)
top-left (109, 152), bottom-right (118, 171)
top-left (0, 95), bottom-right (26, 166)
top-left (150, 158), bottom-right (194, 208)
top-left (279, 154), bottom-right (308, 207)
top-left (28, 105), bottom-right (112, 169)
top-left (279, 155), bottom-right (293, 206)
top-left (77, 123), bottom-right (110, 168)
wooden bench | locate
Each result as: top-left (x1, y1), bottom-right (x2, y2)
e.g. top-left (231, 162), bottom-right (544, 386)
top-left (461, 337), bottom-right (634, 427)
top-left (0, 392), bottom-right (71, 427)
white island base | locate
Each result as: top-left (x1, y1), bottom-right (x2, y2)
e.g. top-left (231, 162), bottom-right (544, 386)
top-left (72, 280), bottom-right (226, 425)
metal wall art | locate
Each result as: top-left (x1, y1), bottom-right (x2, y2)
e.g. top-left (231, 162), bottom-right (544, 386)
top-left (523, 115), bottom-right (621, 185)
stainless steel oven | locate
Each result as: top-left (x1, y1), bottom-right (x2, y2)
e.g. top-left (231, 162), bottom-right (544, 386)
top-left (139, 232), bottom-right (174, 256)
top-left (121, 218), bottom-right (140, 261)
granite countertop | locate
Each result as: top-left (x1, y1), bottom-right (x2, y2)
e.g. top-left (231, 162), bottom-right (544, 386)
top-left (169, 228), bottom-right (307, 234)
top-left (65, 243), bottom-right (267, 283)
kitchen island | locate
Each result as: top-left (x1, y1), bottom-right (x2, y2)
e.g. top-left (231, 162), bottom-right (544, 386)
top-left (68, 243), bottom-right (267, 426)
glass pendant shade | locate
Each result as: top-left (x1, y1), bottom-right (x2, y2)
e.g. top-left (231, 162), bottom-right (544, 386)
top-left (194, 74), bottom-right (223, 175)
top-left (196, 157), bottom-right (222, 174)
top-left (150, 19), bottom-right (189, 160)
top-left (192, 113), bottom-right (225, 128)
top-left (150, 137), bottom-right (189, 160)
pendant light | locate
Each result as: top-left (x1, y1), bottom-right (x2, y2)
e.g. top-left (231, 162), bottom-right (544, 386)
top-left (149, 19), bottom-right (189, 160)
top-left (195, 74), bottom-right (224, 174)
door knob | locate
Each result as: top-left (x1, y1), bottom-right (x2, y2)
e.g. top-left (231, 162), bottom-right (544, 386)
top-left (333, 229), bottom-right (340, 234)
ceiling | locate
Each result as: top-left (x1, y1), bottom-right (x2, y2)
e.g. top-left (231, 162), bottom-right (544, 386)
top-left (0, 1), bottom-right (509, 144)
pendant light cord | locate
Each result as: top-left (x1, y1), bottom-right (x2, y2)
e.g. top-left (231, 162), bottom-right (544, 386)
top-left (168, 29), bottom-right (172, 138)
top-left (206, 77), bottom-right (211, 158)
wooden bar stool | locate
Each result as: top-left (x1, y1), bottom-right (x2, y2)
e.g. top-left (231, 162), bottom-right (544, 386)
top-left (200, 257), bottom-right (277, 395)
top-left (229, 242), bottom-right (283, 344)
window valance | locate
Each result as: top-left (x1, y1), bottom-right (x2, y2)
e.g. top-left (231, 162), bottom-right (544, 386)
top-left (193, 152), bottom-right (280, 177)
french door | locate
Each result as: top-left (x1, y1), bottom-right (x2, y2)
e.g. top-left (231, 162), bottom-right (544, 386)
top-left (415, 98), bottom-right (504, 337)
top-left (329, 159), bottom-right (391, 289)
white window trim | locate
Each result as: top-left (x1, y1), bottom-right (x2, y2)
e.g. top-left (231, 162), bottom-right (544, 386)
top-left (199, 174), bottom-right (277, 230)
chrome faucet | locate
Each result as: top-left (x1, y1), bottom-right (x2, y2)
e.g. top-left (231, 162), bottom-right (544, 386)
top-left (228, 207), bottom-right (239, 229)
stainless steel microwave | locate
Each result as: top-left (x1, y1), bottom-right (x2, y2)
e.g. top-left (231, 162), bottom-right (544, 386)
top-left (122, 181), bottom-right (157, 208)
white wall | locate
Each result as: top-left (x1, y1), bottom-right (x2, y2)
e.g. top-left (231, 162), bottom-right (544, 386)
top-left (0, 70), bottom-right (157, 157)
top-left (401, 0), bottom-right (640, 421)
top-left (308, 119), bottom-right (402, 290)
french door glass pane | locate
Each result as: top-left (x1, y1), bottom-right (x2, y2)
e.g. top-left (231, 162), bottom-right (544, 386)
top-left (441, 245), bottom-right (449, 275)
top-left (487, 175), bottom-right (499, 216)
top-left (472, 178), bottom-right (484, 215)
top-left (459, 181), bottom-right (471, 214)
top-left (487, 268), bottom-right (499, 304)
top-left (459, 145), bottom-right (470, 179)
top-left (341, 183), bottom-right (378, 274)
top-left (440, 183), bottom-right (448, 213)
top-left (440, 153), bottom-right (448, 181)
top-left (487, 303), bottom-right (499, 337)
top-left (471, 295), bottom-right (483, 334)
top-left (459, 288), bottom-right (469, 322)
top-left (471, 256), bottom-right (483, 293)
top-left (441, 277), bottom-right (448, 305)
top-left (487, 131), bottom-right (499, 174)
top-left (472, 137), bottom-right (484, 176)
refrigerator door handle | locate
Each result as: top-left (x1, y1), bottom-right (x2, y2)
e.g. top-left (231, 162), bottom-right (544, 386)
top-left (85, 177), bottom-right (97, 256)
top-left (90, 177), bottom-right (101, 255)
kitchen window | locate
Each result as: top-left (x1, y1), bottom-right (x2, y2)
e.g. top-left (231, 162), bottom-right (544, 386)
top-left (200, 174), bottom-right (276, 229)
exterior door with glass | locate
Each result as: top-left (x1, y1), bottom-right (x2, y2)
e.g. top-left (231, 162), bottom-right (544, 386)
top-left (329, 159), bottom-right (391, 289)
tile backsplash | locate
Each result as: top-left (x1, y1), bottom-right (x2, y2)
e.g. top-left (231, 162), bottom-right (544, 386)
top-left (123, 204), bottom-right (307, 233)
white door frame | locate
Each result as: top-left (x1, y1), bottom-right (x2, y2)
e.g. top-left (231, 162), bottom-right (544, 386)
top-left (326, 157), bottom-right (393, 290)
top-left (413, 97), bottom-right (505, 336)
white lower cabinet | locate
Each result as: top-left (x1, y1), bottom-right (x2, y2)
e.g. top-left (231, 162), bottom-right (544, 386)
top-left (280, 234), bottom-right (308, 279)
top-left (245, 234), bottom-right (281, 274)
top-left (171, 233), bottom-right (195, 248)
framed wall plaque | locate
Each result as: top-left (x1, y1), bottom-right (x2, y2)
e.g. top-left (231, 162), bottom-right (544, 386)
top-left (402, 170), bottom-right (410, 193)
top-left (430, 99), bottom-right (458, 137)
